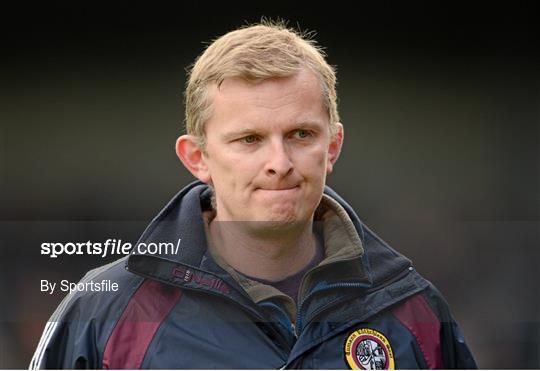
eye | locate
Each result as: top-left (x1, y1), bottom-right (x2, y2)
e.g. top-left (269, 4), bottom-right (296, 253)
top-left (294, 129), bottom-right (311, 139)
top-left (242, 135), bottom-right (258, 144)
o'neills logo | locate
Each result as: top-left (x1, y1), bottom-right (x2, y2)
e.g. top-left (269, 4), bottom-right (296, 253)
top-left (171, 267), bottom-right (230, 294)
top-left (344, 328), bottom-right (395, 370)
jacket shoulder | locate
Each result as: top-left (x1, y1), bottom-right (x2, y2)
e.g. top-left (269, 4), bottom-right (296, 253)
top-left (30, 257), bottom-right (144, 369)
top-left (389, 283), bottom-right (478, 369)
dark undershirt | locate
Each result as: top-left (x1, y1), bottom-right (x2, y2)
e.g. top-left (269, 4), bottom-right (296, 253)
top-left (244, 232), bottom-right (325, 304)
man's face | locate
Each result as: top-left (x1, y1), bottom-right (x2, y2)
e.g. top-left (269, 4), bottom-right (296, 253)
top-left (200, 68), bottom-right (342, 225)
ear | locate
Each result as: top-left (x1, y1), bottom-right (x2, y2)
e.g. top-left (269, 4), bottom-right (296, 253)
top-left (326, 123), bottom-right (344, 174)
top-left (175, 135), bottom-right (211, 183)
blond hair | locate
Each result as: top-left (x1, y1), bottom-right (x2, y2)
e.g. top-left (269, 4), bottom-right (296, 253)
top-left (184, 20), bottom-right (339, 149)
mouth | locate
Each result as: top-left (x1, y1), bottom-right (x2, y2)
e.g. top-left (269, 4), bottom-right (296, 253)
top-left (256, 185), bottom-right (299, 191)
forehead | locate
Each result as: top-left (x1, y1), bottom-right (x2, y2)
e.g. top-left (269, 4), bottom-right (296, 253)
top-left (206, 68), bottom-right (328, 129)
top-left (216, 68), bottom-right (322, 102)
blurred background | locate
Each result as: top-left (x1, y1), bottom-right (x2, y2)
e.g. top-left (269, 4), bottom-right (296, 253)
top-left (1, 2), bottom-right (538, 368)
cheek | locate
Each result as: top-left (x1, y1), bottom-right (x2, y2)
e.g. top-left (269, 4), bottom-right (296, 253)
top-left (301, 145), bottom-right (329, 176)
top-left (207, 154), bottom-right (257, 194)
top-left (291, 149), bottom-right (328, 206)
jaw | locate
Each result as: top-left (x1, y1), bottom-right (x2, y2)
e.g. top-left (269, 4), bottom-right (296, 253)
top-left (240, 218), bottom-right (314, 241)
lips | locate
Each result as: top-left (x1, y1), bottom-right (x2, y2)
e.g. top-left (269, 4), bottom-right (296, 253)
top-left (256, 185), bottom-right (299, 191)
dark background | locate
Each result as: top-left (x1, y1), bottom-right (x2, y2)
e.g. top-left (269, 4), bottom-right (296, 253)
top-left (1, 2), bottom-right (539, 368)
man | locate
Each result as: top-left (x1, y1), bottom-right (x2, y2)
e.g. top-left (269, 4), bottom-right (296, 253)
top-left (31, 21), bottom-right (477, 369)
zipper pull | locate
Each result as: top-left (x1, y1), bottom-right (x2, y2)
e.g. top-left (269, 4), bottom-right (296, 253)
top-left (291, 322), bottom-right (298, 338)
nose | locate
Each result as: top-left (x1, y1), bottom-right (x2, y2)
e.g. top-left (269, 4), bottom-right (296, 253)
top-left (264, 139), bottom-right (293, 177)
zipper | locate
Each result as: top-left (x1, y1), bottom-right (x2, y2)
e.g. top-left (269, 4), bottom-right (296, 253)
top-left (181, 288), bottom-right (293, 353)
top-left (295, 282), bottom-right (370, 336)
top-left (259, 300), bottom-right (298, 346)
top-left (132, 270), bottom-right (293, 353)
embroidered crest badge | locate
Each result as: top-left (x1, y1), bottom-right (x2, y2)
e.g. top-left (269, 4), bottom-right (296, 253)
top-left (344, 328), bottom-right (395, 370)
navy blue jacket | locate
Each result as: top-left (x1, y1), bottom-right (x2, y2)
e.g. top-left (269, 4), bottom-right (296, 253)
top-left (31, 182), bottom-right (477, 369)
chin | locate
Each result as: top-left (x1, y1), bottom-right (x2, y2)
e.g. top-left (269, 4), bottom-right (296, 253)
top-left (253, 207), bottom-right (311, 227)
top-left (244, 218), bottom-right (307, 239)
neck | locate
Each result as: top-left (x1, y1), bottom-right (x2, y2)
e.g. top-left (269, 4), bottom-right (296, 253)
top-left (208, 217), bottom-right (316, 282)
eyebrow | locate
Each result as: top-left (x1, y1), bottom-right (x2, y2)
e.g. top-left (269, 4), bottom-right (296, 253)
top-left (221, 121), bottom-right (324, 141)
top-left (221, 128), bottom-right (259, 142)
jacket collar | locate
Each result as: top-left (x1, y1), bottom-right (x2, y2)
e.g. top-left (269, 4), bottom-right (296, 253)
top-left (126, 181), bottom-right (411, 299)
top-left (202, 192), bottom-right (366, 265)
top-left (201, 193), bottom-right (369, 315)
top-left (127, 181), bottom-right (213, 267)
